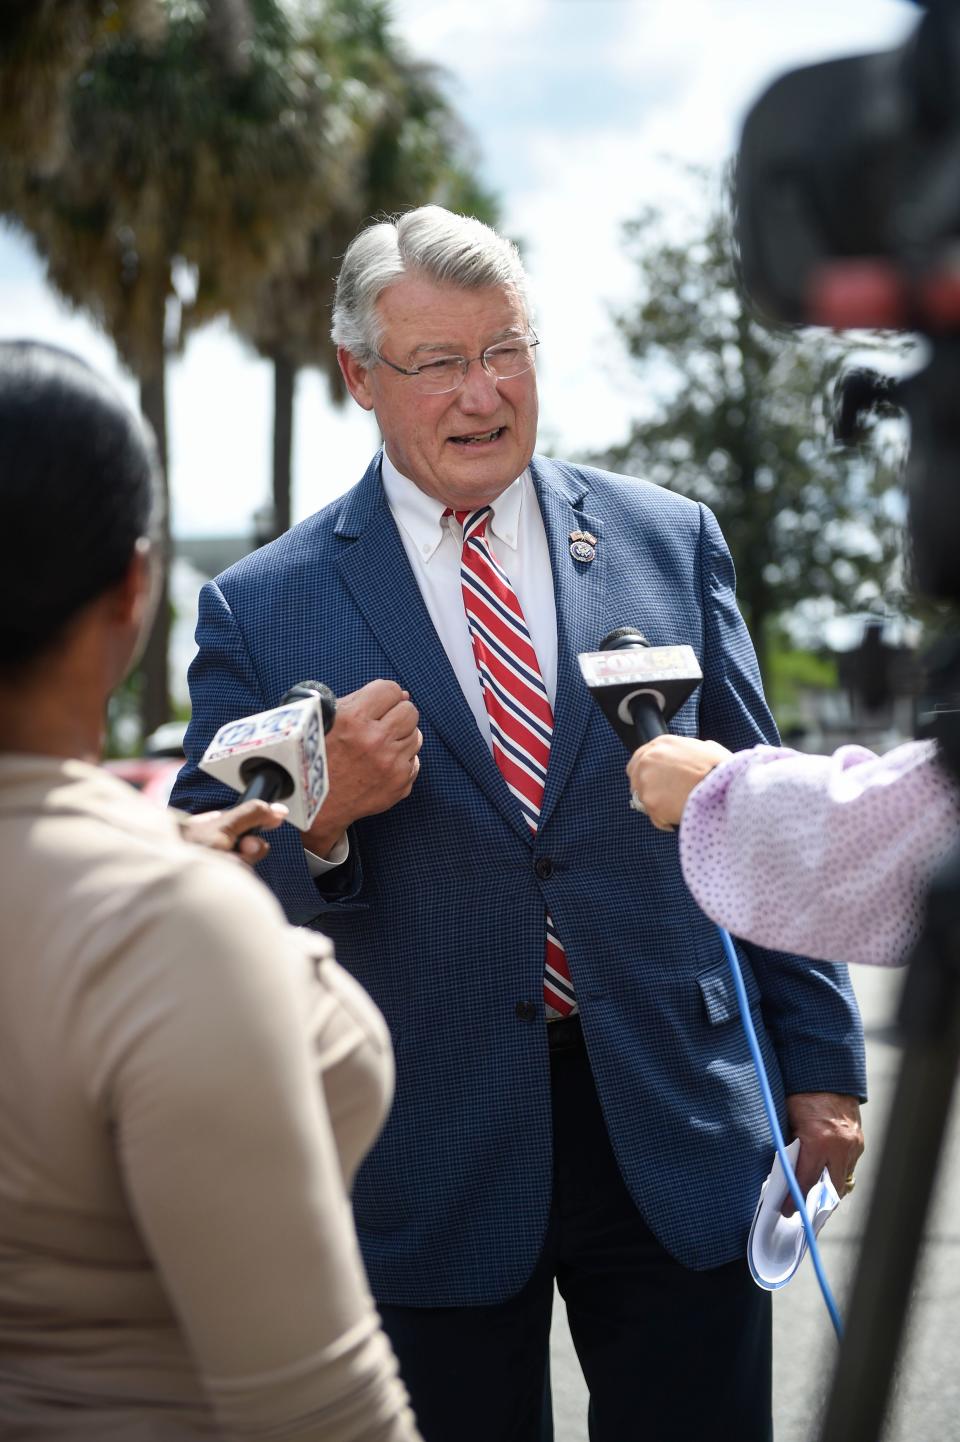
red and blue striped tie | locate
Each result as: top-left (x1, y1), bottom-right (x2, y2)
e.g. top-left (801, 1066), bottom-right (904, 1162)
top-left (453, 506), bottom-right (576, 1017)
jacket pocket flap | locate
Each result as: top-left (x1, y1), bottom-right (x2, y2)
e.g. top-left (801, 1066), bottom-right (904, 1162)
top-left (696, 955), bottom-right (758, 1026)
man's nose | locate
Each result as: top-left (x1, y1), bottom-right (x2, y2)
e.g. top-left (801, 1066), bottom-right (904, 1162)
top-left (455, 356), bottom-right (502, 412)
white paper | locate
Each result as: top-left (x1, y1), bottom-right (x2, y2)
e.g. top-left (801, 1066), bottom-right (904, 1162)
top-left (747, 1138), bottom-right (840, 1291)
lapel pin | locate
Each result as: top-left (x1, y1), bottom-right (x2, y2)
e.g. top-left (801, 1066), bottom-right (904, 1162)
top-left (569, 529), bottom-right (597, 563)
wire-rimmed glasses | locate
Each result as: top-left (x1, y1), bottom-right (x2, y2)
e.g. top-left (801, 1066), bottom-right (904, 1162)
top-left (375, 332), bottom-right (539, 396)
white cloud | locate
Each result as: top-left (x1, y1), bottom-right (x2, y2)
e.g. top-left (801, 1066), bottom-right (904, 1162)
top-left (165, 325), bottom-right (377, 536)
top-left (0, 248), bottom-right (138, 404)
top-left (612, 0), bottom-right (913, 158)
top-left (396, 0), bottom-right (551, 52)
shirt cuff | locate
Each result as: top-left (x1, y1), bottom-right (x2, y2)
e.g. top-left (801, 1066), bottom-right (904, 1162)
top-left (304, 832), bottom-right (350, 875)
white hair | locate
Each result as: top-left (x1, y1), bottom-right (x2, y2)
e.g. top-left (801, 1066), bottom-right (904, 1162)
top-left (331, 205), bottom-right (532, 361)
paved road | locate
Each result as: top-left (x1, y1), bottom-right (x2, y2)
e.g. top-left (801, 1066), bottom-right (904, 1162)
top-left (548, 963), bottom-right (960, 1440)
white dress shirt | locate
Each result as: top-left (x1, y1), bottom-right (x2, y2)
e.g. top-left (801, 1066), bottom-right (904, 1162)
top-left (380, 449), bottom-right (558, 747)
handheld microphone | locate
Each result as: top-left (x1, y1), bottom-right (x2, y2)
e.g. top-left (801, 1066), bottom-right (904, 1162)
top-left (199, 681), bottom-right (337, 831)
top-left (578, 627), bottom-right (702, 750)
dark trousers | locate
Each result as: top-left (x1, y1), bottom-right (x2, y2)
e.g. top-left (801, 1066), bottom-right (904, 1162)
top-left (379, 1019), bottom-right (772, 1442)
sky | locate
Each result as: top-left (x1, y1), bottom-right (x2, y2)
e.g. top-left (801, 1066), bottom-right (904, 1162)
top-left (0, 0), bottom-right (917, 543)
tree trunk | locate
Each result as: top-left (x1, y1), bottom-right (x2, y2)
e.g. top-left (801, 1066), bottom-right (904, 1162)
top-left (732, 524), bottom-right (771, 689)
top-left (139, 355), bottom-right (172, 737)
top-left (736, 362), bottom-right (770, 688)
top-left (749, 586), bottom-right (771, 693)
top-left (271, 353), bottom-right (296, 539)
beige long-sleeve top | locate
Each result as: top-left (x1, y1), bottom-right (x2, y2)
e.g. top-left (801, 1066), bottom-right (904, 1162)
top-left (0, 756), bottom-right (421, 1441)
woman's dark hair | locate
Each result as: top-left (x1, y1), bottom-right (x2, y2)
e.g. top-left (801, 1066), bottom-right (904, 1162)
top-left (0, 341), bottom-right (160, 674)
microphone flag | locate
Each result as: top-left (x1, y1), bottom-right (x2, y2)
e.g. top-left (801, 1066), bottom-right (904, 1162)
top-left (199, 694), bottom-right (329, 829)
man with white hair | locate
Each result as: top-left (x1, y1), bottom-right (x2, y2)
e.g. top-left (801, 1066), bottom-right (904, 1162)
top-left (174, 205), bottom-right (866, 1442)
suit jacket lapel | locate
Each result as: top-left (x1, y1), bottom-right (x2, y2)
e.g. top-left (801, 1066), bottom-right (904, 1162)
top-left (531, 457), bottom-right (607, 831)
top-left (335, 456), bottom-right (532, 843)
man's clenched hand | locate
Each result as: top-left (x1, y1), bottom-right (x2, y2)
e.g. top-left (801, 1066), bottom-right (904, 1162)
top-left (301, 679), bottom-right (422, 859)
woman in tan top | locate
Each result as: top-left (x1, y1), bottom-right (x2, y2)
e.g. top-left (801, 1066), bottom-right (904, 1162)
top-left (0, 342), bottom-right (421, 1441)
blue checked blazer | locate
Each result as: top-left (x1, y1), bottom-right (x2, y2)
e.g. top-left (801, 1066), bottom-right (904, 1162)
top-left (173, 453), bottom-right (867, 1307)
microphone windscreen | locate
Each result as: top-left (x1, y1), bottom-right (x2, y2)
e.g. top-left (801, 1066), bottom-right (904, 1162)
top-left (599, 627), bottom-right (649, 651)
top-left (282, 680), bottom-right (337, 734)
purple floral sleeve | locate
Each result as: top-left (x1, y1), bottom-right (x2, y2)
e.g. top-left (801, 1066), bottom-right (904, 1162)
top-left (679, 739), bottom-right (960, 967)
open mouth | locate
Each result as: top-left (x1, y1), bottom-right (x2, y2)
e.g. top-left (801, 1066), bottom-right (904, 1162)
top-left (448, 427), bottom-right (505, 447)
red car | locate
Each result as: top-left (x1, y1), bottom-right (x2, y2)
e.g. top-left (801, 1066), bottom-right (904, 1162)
top-left (104, 723), bottom-right (186, 808)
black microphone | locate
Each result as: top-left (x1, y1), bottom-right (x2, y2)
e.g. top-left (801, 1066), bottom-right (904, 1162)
top-left (578, 627), bottom-right (703, 750)
top-left (281, 682), bottom-right (338, 720)
top-left (199, 681), bottom-right (337, 837)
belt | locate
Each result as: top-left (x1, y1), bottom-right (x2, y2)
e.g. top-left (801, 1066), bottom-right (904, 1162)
top-left (546, 1013), bottom-right (584, 1053)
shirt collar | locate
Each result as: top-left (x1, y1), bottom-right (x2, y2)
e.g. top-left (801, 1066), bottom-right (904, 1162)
top-left (381, 448), bottom-right (529, 562)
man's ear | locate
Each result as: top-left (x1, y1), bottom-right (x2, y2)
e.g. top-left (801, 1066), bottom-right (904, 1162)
top-left (338, 346), bottom-right (375, 411)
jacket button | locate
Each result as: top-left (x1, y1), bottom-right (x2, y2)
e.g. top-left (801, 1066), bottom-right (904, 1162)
top-left (534, 857), bottom-right (554, 880)
top-left (515, 1001), bottom-right (537, 1022)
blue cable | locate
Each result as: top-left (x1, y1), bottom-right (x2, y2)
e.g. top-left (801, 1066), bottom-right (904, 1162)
top-left (717, 925), bottom-right (845, 1340)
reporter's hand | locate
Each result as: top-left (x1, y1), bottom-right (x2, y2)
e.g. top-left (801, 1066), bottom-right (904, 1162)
top-left (783, 1092), bottom-right (864, 1215)
top-left (626, 734), bottom-right (732, 830)
top-left (180, 799), bottom-right (289, 866)
top-left (301, 679), bottom-right (422, 859)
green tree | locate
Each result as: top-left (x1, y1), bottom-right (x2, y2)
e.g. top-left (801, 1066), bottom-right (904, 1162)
top-left (0, 2), bottom-right (256, 170)
top-left (592, 185), bottom-right (908, 682)
top-left (1, 0), bottom-right (337, 731)
top-left (0, 1), bottom-right (165, 172)
top-left (229, 0), bottom-right (498, 540)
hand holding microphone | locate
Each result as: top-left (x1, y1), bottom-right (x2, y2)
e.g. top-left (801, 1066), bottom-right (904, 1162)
top-left (626, 734), bottom-right (732, 830)
top-left (197, 678), bottom-right (422, 862)
top-left (199, 680), bottom-right (337, 850)
top-left (180, 798), bottom-right (291, 864)
top-left (299, 680), bottom-right (423, 860)
top-left (578, 626), bottom-right (711, 829)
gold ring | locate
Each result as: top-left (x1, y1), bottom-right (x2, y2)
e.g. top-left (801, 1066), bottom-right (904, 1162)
top-left (844, 1173), bottom-right (856, 1192)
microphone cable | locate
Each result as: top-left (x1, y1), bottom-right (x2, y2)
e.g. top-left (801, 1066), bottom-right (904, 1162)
top-left (718, 923), bottom-right (845, 1339)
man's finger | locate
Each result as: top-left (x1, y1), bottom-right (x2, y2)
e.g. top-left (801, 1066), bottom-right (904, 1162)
top-left (781, 1149), bottom-right (822, 1216)
top-left (377, 700), bottom-right (421, 739)
top-left (342, 679), bottom-right (409, 721)
top-left (384, 723), bottom-right (424, 755)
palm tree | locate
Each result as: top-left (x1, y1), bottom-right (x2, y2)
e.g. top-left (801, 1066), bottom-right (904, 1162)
top-left (1, 0), bottom-right (338, 731)
top-left (228, 0), bottom-right (499, 540)
top-left (0, 1), bottom-right (252, 172)
top-left (0, 1), bottom-right (165, 173)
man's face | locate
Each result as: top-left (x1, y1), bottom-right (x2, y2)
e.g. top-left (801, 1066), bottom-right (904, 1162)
top-left (338, 274), bottom-right (539, 511)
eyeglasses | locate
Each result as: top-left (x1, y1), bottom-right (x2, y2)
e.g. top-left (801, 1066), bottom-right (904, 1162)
top-left (374, 332), bottom-right (539, 396)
